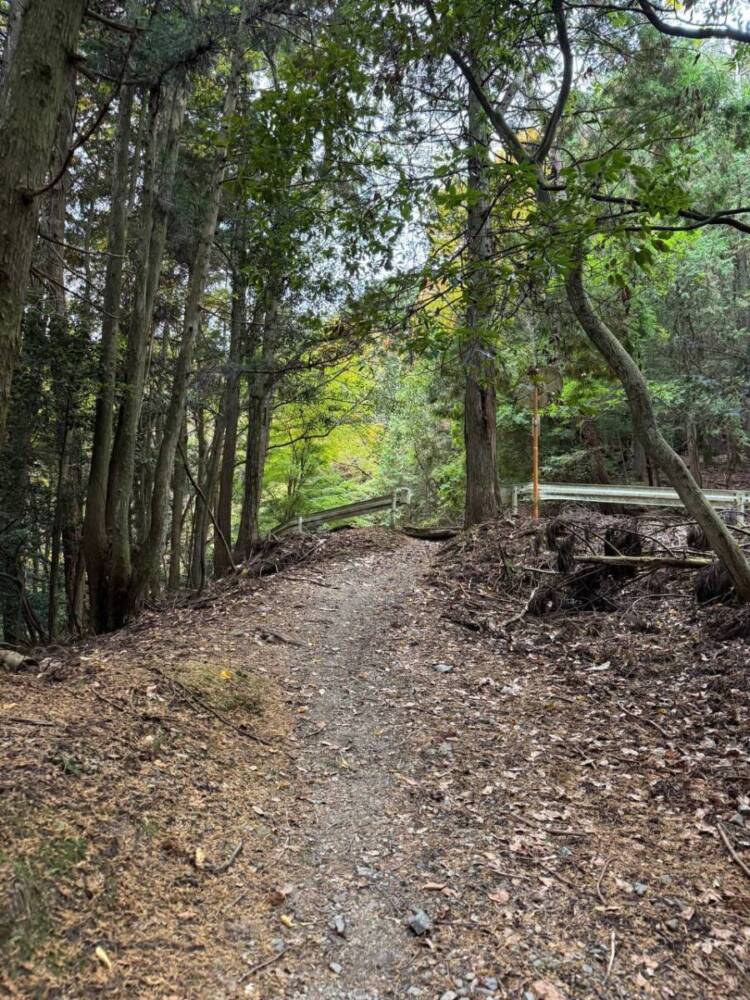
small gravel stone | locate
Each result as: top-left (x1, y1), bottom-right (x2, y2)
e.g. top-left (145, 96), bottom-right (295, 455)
top-left (634, 881), bottom-right (648, 895)
top-left (408, 909), bottom-right (432, 935)
top-left (433, 662), bottom-right (454, 673)
top-left (328, 962), bottom-right (342, 975)
top-left (440, 992), bottom-right (457, 1000)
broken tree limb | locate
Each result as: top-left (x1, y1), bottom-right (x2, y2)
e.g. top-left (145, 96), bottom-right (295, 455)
top-left (400, 525), bottom-right (460, 541)
top-left (573, 554), bottom-right (712, 570)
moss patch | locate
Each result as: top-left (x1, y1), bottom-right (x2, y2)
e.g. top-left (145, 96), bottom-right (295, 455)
top-left (172, 659), bottom-right (268, 717)
top-left (0, 833), bottom-right (87, 972)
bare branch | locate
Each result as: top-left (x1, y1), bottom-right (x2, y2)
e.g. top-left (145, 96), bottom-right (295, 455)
top-left (637, 0), bottom-right (750, 44)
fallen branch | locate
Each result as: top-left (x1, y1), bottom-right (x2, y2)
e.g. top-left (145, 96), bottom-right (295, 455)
top-left (179, 443), bottom-right (237, 576)
top-left (3, 716), bottom-right (57, 728)
top-left (401, 525), bottom-right (460, 541)
top-left (574, 554), bottom-right (711, 569)
top-left (441, 614), bottom-right (487, 633)
top-left (498, 585), bottom-right (540, 629)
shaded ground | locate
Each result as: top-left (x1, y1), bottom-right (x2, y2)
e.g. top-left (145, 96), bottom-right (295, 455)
top-left (1, 523), bottom-right (749, 998)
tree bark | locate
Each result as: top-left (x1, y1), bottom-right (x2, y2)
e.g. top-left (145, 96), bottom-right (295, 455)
top-left (214, 238), bottom-right (248, 576)
top-left (686, 413), bottom-right (702, 486)
top-left (462, 67), bottom-right (499, 527)
top-left (566, 255), bottom-right (750, 601)
top-left (234, 294), bottom-right (280, 559)
top-left (235, 380), bottom-right (274, 558)
top-left (83, 86), bottom-right (135, 633)
top-left (0, 0), bottom-right (87, 445)
top-left (168, 418), bottom-right (188, 590)
top-left (581, 418), bottom-right (610, 484)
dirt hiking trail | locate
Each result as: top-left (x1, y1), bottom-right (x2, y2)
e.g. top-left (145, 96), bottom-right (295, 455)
top-left (2, 528), bottom-right (748, 999)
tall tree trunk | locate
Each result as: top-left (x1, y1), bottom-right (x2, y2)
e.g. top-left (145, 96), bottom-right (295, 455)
top-left (234, 294), bottom-right (281, 559)
top-left (235, 377), bottom-right (273, 558)
top-left (168, 418), bottom-right (188, 590)
top-left (83, 85), bottom-right (134, 633)
top-left (46, 67), bottom-right (85, 637)
top-left (130, 51), bottom-right (244, 611)
top-left (104, 81), bottom-right (187, 630)
top-left (686, 413), bottom-right (702, 487)
top-left (0, 307), bottom-right (44, 644)
top-left (581, 418), bottom-right (610, 484)
top-left (0, 0), bottom-right (86, 445)
top-left (463, 68), bottom-right (499, 527)
top-left (214, 241), bottom-right (248, 576)
top-left (566, 255), bottom-right (750, 601)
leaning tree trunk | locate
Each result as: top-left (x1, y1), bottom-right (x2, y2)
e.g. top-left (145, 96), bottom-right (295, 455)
top-left (566, 255), bottom-right (750, 601)
top-left (0, 0), bottom-right (87, 445)
top-left (462, 67), bottom-right (499, 527)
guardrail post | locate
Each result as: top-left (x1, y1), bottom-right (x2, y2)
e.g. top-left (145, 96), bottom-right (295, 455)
top-left (297, 516), bottom-right (303, 534)
top-left (511, 485), bottom-right (518, 515)
top-left (390, 493), bottom-right (397, 527)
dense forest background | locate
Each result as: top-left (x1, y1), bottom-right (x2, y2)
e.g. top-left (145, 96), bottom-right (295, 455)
top-left (2, 0), bottom-right (750, 641)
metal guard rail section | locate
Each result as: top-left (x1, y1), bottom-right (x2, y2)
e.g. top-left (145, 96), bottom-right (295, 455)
top-left (508, 481), bottom-right (750, 514)
top-left (273, 488), bottom-right (412, 535)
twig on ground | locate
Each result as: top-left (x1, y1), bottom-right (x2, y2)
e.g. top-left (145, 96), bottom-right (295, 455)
top-left (616, 701), bottom-right (670, 739)
top-left (537, 861), bottom-right (588, 895)
top-left (507, 809), bottom-right (588, 837)
top-left (241, 949), bottom-right (287, 981)
top-left (3, 716), bottom-right (57, 727)
top-left (210, 840), bottom-right (244, 875)
top-left (717, 821), bottom-right (750, 880)
top-left (605, 930), bottom-right (616, 981)
top-left (596, 857), bottom-right (611, 905)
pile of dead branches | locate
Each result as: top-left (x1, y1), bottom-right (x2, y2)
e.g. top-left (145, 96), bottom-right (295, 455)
top-left (430, 509), bottom-right (746, 632)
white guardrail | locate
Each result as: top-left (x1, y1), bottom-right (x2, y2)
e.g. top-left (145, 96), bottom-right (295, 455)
top-left (273, 487), bottom-right (412, 535)
top-left (508, 481), bottom-right (750, 515)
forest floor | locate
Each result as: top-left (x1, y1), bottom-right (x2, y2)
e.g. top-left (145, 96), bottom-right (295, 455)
top-left (1, 521), bottom-right (749, 999)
